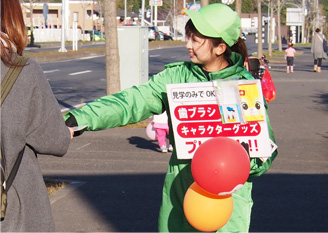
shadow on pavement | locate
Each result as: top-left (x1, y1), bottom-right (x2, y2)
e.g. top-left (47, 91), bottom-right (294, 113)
top-left (250, 173), bottom-right (328, 232)
top-left (127, 136), bottom-right (160, 152)
top-left (312, 91), bottom-right (328, 112)
top-left (48, 173), bottom-right (328, 232)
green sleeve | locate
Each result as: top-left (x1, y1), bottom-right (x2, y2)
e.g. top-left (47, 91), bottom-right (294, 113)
top-left (63, 69), bottom-right (175, 131)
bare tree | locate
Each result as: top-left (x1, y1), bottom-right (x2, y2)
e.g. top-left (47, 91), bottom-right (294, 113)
top-left (104, 0), bottom-right (120, 94)
top-left (275, 0), bottom-right (284, 51)
top-left (235, 0), bottom-right (242, 17)
top-left (201, 0), bottom-right (209, 7)
top-left (235, 0), bottom-right (242, 36)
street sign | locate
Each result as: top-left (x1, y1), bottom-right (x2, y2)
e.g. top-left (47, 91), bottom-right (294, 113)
top-left (149, 0), bottom-right (163, 6)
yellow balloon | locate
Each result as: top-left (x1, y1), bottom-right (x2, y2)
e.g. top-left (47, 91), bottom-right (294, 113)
top-left (183, 182), bottom-right (234, 232)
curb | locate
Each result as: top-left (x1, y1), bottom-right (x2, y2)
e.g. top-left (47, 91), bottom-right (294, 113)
top-left (25, 49), bottom-right (105, 63)
top-left (49, 179), bottom-right (86, 205)
top-left (24, 41), bottom-right (186, 63)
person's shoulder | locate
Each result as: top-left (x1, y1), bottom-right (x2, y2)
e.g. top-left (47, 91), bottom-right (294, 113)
top-left (19, 56), bottom-right (47, 83)
top-left (21, 56), bottom-right (43, 73)
top-left (23, 56), bottom-right (40, 67)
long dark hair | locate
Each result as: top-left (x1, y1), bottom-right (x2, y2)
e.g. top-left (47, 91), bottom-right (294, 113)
top-left (1, 0), bottom-right (27, 66)
top-left (185, 19), bottom-right (248, 63)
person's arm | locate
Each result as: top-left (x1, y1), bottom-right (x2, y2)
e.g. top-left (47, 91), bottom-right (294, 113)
top-left (63, 68), bottom-right (175, 131)
top-left (311, 34), bottom-right (316, 53)
top-left (25, 60), bottom-right (71, 156)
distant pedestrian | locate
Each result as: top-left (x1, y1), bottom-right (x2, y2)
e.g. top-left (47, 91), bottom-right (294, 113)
top-left (311, 28), bottom-right (327, 73)
top-left (285, 42), bottom-right (296, 73)
top-left (289, 31), bottom-right (293, 43)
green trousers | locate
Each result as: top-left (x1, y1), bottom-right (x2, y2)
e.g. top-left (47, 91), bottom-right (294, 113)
top-left (158, 153), bottom-right (253, 232)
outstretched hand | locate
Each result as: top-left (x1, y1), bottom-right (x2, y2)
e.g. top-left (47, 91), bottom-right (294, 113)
top-left (68, 127), bottom-right (74, 139)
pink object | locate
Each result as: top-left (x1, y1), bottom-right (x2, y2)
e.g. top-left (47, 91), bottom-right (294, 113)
top-left (146, 122), bottom-right (156, 140)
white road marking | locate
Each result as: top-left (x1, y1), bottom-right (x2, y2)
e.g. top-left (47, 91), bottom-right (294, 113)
top-left (76, 143), bottom-right (91, 150)
top-left (44, 69), bottom-right (60, 73)
top-left (79, 55), bottom-right (104, 60)
top-left (69, 70), bottom-right (92, 76)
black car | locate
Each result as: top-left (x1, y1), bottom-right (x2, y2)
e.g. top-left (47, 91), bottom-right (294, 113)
top-left (159, 31), bottom-right (173, 41)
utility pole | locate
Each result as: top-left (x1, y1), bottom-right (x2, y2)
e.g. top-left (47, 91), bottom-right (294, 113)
top-left (257, 0), bottom-right (263, 58)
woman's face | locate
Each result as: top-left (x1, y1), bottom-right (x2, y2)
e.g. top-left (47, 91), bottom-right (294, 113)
top-left (185, 34), bottom-right (227, 72)
top-left (186, 35), bottom-right (215, 65)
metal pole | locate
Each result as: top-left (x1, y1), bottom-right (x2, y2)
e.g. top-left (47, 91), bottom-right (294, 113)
top-left (151, 5), bottom-right (153, 25)
top-left (59, 0), bottom-right (67, 52)
top-left (174, 0), bottom-right (177, 40)
top-left (154, 5), bottom-right (158, 26)
top-left (267, 1), bottom-right (270, 44)
top-left (124, 0), bottom-right (127, 25)
top-left (183, 0), bottom-right (186, 40)
top-left (141, 0), bottom-right (145, 26)
top-left (302, 0), bottom-right (305, 43)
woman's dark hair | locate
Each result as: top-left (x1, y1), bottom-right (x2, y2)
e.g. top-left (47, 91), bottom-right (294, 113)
top-left (185, 19), bottom-right (248, 63)
top-left (315, 28), bottom-right (321, 33)
top-left (1, 0), bottom-right (27, 66)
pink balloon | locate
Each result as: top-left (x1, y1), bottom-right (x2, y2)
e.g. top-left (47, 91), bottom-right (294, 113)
top-left (146, 122), bottom-right (156, 140)
top-left (191, 137), bottom-right (250, 195)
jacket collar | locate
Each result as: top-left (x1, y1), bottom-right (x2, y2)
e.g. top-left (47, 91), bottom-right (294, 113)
top-left (189, 52), bottom-right (247, 81)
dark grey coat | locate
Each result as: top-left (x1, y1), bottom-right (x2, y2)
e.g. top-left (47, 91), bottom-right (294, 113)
top-left (311, 32), bottom-right (328, 60)
top-left (1, 57), bottom-right (70, 232)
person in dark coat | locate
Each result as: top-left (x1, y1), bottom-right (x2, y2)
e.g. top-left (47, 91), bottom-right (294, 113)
top-left (1, 0), bottom-right (71, 231)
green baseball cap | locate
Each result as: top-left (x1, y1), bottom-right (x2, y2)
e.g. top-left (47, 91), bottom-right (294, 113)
top-left (184, 3), bottom-right (241, 46)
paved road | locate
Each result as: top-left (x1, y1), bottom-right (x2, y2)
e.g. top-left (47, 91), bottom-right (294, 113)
top-left (38, 46), bottom-right (328, 232)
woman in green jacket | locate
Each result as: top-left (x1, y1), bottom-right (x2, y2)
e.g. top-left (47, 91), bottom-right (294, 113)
top-left (65, 4), bottom-right (277, 232)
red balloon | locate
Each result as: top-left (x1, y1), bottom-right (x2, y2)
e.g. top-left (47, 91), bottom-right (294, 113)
top-left (191, 137), bottom-right (250, 195)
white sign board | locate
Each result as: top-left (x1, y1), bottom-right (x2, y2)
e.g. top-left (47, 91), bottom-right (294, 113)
top-left (286, 8), bottom-right (303, 26)
top-left (167, 80), bottom-right (275, 160)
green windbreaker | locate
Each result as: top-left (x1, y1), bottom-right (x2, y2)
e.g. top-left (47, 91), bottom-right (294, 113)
top-left (64, 52), bottom-right (278, 232)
